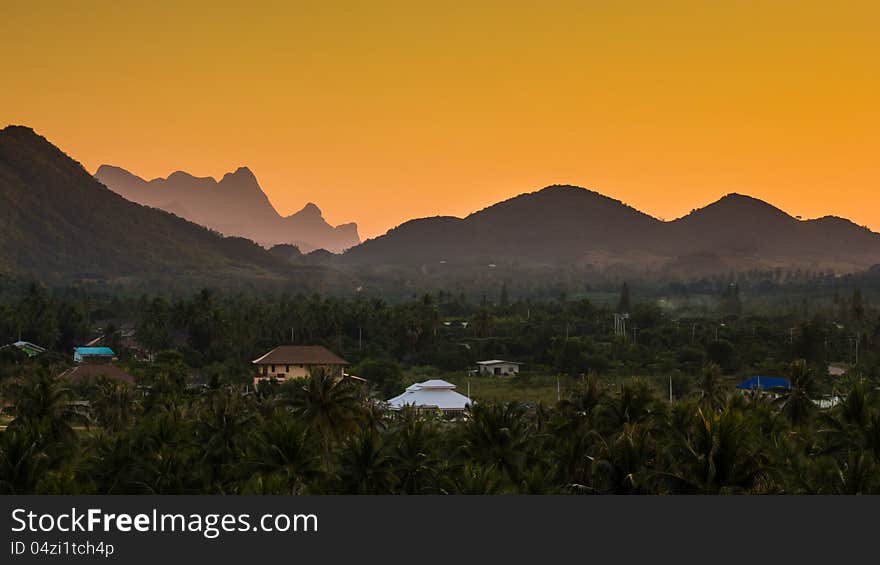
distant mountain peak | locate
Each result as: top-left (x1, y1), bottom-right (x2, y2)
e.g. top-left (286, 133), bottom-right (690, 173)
top-left (95, 163), bottom-right (126, 175)
top-left (0, 126), bottom-right (292, 285)
top-left (296, 202), bottom-right (322, 216)
top-left (714, 192), bottom-right (780, 207)
top-left (714, 192), bottom-right (780, 208)
top-left (682, 192), bottom-right (792, 222)
top-left (538, 184), bottom-right (586, 193)
top-left (167, 170), bottom-right (204, 182)
top-left (0, 124), bottom-right (38, 137)
top-left (95, 163), bottom-right (360, 252)
top-left (719, 192), bottom-right (754, 201)
top-left (221, 166), bottom-right (257, 183)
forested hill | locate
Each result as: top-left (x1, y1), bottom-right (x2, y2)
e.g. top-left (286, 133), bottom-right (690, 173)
top-left (345, 185), bottom-right (880, 274)
top-left (0, 126), bottom-right (315, 288)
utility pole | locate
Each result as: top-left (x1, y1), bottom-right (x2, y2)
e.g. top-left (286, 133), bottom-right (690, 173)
top-left (855, 332), bottom-right (860, 366)
top-left (669, 375), bottom-right (673, 403)
top-left (850, 337), bottom-right (855, 365)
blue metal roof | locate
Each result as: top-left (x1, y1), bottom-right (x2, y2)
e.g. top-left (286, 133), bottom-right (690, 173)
top-left (74, 346), bottom-right (115, 356)
top-left (736, 376), bottom-right (791, 390)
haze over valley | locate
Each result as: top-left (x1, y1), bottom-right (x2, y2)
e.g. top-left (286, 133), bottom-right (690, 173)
top-left (2, 125), bottom-right (879, 293)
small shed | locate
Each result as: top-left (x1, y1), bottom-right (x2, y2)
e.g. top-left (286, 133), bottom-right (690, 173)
top-left (476, 359), bottom-right (522, 377)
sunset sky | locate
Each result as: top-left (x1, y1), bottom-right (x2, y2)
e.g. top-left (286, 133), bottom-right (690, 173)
top-left (2, 1), bottom-right (878, 239)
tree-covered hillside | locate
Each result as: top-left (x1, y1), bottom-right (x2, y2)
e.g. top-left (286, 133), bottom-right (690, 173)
top-left (0, 126), bottom-right (313, 288)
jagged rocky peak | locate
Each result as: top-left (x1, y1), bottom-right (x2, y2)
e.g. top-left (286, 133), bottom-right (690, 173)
top-left (94, 163), bottom-right (360, 252)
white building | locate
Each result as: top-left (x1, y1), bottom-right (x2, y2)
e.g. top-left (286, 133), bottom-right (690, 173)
top-left (386, 379), bottom-right (472, 414)
top-left (1, 341), bottom-right (46, 357)
top-left (476, 359), bottom-right (522, 377)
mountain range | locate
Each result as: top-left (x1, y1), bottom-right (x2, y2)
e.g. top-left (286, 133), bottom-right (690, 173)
top-left (0, 125), bottom-right (321, 287)
top-left (2, 126), bottom-right (878, 288)
top-left (344, 185), bottom-right (880, 274)
top-left (94, 164), bottom-right (359, 253)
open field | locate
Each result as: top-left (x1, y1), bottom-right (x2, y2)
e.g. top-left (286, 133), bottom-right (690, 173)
top-left (413, 371), bottom-right (747, 405)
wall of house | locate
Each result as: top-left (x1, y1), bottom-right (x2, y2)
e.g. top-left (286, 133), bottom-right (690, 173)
top-left (479, 363), bottom-right (519, 376)
top-left (255, 363), bottom-right (345, 382)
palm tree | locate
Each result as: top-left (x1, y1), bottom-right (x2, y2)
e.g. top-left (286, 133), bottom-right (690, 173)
top-left (240, 408), bottom-right (324, 494)
top-left (557, 372), bottom-right (605, 422)
top-left (292, 369), bottom-right (366, 452)
top-left (818, 380), bottom-right (875, 455)
top-left (817, 451), bottom-right (880, 494)
top-left (655, 404), bottom-right (767, 494)
top-left (441, 462), bottom-right (507, 495)
top-left (458, 402), bottom-right (536, 485)
top-left (5, 367), bottom-right (74, 443)
top-left (193, 389), bottom-right (254, 491)
top-left (472, 308), bottom-right (494, 338)
top-left (124, 405), bottom-right (201, 494)
top-left (388, 410), bottom-right (443, 494)
top-left (337, 429), bottom-right (397, 494)
top-left (0, 427), bottom-right (50, 494)
top-left (697, 362), bottom-right (726, 411)
top-left (774, 359), bottom-right (816, 427)
top-left (89, 377), bottom-right (137, 432)
top-left (609, 380), bottom-right (657, 426)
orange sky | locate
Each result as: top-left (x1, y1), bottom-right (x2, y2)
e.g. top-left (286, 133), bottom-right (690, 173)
top-left (2, 1), bottom-right (879, 239)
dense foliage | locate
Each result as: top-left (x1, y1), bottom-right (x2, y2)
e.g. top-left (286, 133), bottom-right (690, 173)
top-left (3, 366), bottom-right (880, 494)
top-left (1, 280), bottom-right (878, 384)
top-left (1, 277), bottom-right (879, 495)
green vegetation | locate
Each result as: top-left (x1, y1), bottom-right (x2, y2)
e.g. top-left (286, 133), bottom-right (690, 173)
top-left (2, 364), bottom-right (880, 494)
top-left (0, 126), bottom-right (312, 289)
top-left (1, 275), bottom-right (879, 494)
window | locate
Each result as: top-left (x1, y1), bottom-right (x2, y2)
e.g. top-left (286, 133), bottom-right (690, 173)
top-left (271, 364), bottom-right (275, 372)
top-left (286, 365), bottom-right (290, 372)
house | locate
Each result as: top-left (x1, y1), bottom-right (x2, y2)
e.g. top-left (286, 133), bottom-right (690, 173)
top-left (1, 341), bottom-right (47, 357)
top-left (58, 363), bottom-right (135, 385)
top-left (476, 359), bottom-right (522, 377)
top-left (386, 380), bottom-right (472, 414)
top-left (252, 345), bottom-right (348, 384)
top-left (86, 320), bottom-right (145, 356)
top-left (735, 376), bottom-right (791, 395)
top-left (814, 395), bottom-right (843, 409)
top-left (74, 346), bottom-right (115, 364)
